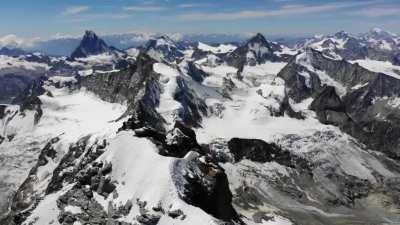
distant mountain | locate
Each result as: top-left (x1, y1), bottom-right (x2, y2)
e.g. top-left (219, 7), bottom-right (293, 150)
top-left (2, 28), bottom-right (400, 225)
top-left (143, 36), bottom-right (184, 62)
top-left (70, 31), bottom-right (112, 59)
top-left (300, 28), bottom-right (400, 64)
top-left (21, 33), bottom-right (250, 56)
top-left (225, 33), bottom-right (283, 68)
top-left (0, 47), bottom-right (27, 57)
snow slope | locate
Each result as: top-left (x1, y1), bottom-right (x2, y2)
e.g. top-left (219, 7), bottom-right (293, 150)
top-left (351, 59), bottom-right (400, 79)
top-left (198, 42), bottom-right (237, 54)
top-left (0, 82), bottom-right (126, 217)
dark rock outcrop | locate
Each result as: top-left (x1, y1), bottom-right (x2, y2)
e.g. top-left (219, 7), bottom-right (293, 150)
top-left (133, 121), bottom-right (202, 158)
top-left (143, 36), bottom-right (184, 63)
top-left (279, 48), bottom-right (400, 158)
top-left (172, 152), bottom-right (241, 223)
top-left (70, 30), bottom-right (111, 59)
top-left (227, 138), bottom-right (309, 170)
top-left (278, 60), bottom-right (322, 102)
top-left (0, 105), bottom-right (6, 119)
top-left (174, 77), bottom-right (208, 128)
top-left (81, 53), bottom-right (165, 131)
top-left (185, 61), bottom-right (208, 83)
top-left (225, 33), bottom-right (280, 68)
top-left (310, 86), bottom-right (352, 126)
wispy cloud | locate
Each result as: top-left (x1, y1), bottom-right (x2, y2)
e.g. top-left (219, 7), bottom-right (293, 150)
top-left (123, 6), bottom-right (168, 12)
top-left (179, 1), bottom-right (378, 21)
top-left (60, 13), bottom-right (131, 23)
top-left (62, 5), bottom-right (90, 16)
top-left (177, 3), bottom-right (212, 8)
top-left (353, 5), bottom-right (400, 17)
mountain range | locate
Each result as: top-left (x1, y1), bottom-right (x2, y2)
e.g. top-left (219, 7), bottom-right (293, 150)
top-left (0, 28), bottom-right (400, 225)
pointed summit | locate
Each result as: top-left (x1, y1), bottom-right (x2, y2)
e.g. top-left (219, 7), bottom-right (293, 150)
top-left (225, 32), bottom-right (280, 68)
top-left (334, 30), bottom-right (349, 39)
top-left (70, 30), bottom-right (111, 59)
top-left (144, 35), bottom-right (184, 62)
top-left (247, 33), bottom-right (268, 44)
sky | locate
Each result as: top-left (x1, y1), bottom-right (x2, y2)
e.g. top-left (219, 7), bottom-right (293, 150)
top-left (1, 0), bottom-right (400, 39)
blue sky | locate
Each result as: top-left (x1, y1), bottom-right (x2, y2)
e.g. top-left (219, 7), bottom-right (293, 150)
top-left (1, 0), bottom-right (400, 38)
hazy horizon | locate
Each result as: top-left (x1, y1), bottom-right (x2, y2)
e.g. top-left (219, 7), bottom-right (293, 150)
top-left (1, 0), bottom-right (399, 39)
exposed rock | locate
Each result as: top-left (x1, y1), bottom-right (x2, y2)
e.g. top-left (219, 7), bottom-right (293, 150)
top-left (0, 105), bottom-right (6, 119)
top-left (70, 30), bottom-right (111, 60)
top-left (185, 61), bottom-right (208, 83)
top-left (174, 77), bottom-right (207, 127)
top-left (136, 214), bottom-right (161, 225)
top-left (143, 36), bottom-right (184, 63)
top-left (171, 152), bottom-right (241, 223)
top-left (46, 135), bottom-right (92, 194)
top-left (82, 53), bottom-right (165, 132)
top-left (227, 138), bottom-right (308, 170)
top-left (225, 33), bottom-right (281, 68)
top-left (310, 86), bottom-right (352, 126)
top-left (6, 137), bottom-right (60, 224)
top-left (162, 121), bottom-right (202, 157)
top-left (278, 59), bottom-right (322, 102)
top-left (134, 121), bottom-right (202, 158)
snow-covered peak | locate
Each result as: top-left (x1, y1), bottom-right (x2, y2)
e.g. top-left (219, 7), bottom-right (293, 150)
top-left (152, 35), bottom-right (178, 48)
top-left (145, 35), bottom-right (184, 62)
top-left (197, 42), bottom-right (237, 54)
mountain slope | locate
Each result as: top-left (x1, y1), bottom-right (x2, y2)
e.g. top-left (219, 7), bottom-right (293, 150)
top-left (1, 30), bottom-right (400, 225)
top-left (70, 31), bottom-right (112, 60)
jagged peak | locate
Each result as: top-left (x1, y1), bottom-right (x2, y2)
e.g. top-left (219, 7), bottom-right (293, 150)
top-left (70, 30), bottom-right (110, 59)
top-left (334, 30), bottom-right (350, 39)
top-left (366, 27), bottom-right (397, 38)
top-left (83, 30), bottom-right (98, 39)
top-left (247, 33), bottom-right (268, 45)
top-left (149, 35), bottom-right (177, 47)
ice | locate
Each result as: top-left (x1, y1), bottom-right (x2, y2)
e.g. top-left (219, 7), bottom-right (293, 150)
top-left (198, 42), bottom-right (237, 54)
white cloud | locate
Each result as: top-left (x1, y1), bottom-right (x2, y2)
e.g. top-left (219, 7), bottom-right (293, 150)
top-left (177, 3), bottom-right (211, 8)
top-left (179, 1), bottom-right (378, 21)
top-left (123, 6), bottom-right (167, 12)
top-left (0, 34), bottom-right (39, 48)
top-left (62, 5), bottom-right (90, 16)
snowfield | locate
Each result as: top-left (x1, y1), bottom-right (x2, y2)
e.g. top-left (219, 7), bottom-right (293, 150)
top-left (351, 59), bottom-right (400, 79)
top-left (2, 29), bottom-right (400, 225)
top-left (0, 83), bottom-right (127, 218)
top-left (95, 131), bottom-right (218, 225)
top-left (198, 42), bottom-right (237, 54)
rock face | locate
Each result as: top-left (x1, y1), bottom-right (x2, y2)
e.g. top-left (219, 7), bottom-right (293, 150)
top-left (310, 86), bottom-right (352, 126)
top-left (301, 29), bottom-right (400, 64)
top-left (81, 52), bottom-right (165, 131)
top-left (225, 33), bottom-right (280, 68)
top-left (0, 75), bottom-right (33, 103)
top-left (185, 61), bottom-right (208, 83)
top-left (143, 36), bottom-right (184, 62)
top-left (279, 48), bottom-right (400, 158)
top-left (3, 30), bottom-right (400, 225)
top-left (174, 77), bottom-right (208, 127)
top-left (172, 152), bottom-right (241, 223)
top-left (70, 31), bottom-right (111, 59)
